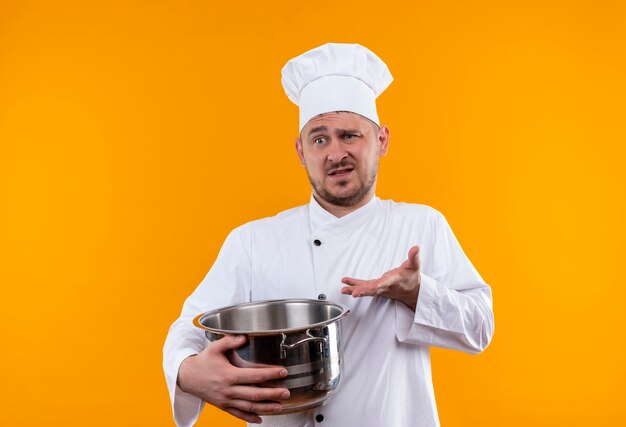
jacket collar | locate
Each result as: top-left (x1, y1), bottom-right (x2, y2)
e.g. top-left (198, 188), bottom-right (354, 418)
top-left (308, 194), bottom-right (380, 238)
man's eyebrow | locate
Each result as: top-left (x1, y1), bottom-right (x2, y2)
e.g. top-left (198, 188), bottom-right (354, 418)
top-left (308, 125), bottom-right (328, 135)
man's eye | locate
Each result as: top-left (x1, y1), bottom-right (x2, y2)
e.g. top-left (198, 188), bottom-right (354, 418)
top-left (344, 134), bottom-right (358, 140)
top-left (314, 137), bottom-right (326, 145)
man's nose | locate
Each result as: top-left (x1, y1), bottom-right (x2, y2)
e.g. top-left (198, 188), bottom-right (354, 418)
top-left (327, 139), bottom-right (348, 163)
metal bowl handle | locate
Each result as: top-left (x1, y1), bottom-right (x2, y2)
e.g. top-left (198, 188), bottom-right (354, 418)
top-left (280, 329), bottom-right (328, 359)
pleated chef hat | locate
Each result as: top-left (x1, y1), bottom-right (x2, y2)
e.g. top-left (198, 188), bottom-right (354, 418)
top-left (281, 43), bottom-right (393, 132)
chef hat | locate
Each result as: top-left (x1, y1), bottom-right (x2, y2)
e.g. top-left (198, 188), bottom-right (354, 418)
top-left (281, 43), bottom-right (393, 132)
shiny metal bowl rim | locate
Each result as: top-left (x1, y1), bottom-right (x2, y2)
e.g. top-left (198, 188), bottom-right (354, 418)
top-left (193, 298), bottom-right (350, 336)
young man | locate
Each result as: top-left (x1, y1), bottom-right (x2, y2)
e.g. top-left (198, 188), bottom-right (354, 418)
top-left (164, 43), bottom-right (494, 427)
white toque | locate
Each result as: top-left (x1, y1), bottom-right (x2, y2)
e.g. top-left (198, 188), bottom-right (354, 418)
top-left (281, 43), bottom-right (393, 132)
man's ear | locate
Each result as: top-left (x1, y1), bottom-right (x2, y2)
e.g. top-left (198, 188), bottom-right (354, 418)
top-left (378, 125), bottom-right (390, 157)
top-left (295, 138), bottom-right (306, 166)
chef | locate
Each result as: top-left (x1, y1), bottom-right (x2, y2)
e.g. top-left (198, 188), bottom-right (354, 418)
top-left (163, 43), bottom-right (494, 427)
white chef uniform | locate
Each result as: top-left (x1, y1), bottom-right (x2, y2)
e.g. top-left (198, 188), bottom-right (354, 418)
top-left (163, 195), bottom-right (494, 427)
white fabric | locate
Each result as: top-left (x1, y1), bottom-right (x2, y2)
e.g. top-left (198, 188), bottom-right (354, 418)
top-left (281, 43), bottom-right (393, 131)
top-left (163, 196), bottom-right (494, 427)
top-left (298, 76), bottom-right (378, 134)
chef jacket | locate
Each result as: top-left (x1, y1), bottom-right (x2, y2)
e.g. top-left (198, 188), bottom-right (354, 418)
top-left (163, 195), bottom-right (494, 427)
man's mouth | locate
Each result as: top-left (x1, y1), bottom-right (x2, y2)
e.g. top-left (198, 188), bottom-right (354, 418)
top-left (328, 166), bottom-right (355, 177)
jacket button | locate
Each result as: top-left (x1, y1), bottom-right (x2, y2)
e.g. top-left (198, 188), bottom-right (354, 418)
top-left (313, 239), bottom-right (321, 246)
top-left (318, 293), bottom-right (326, 300)
top-left (315, 414), bottom-right (324, 422)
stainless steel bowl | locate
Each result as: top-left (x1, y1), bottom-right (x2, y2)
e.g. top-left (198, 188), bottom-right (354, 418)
top-left (193, 299), bottom-right (350, 414)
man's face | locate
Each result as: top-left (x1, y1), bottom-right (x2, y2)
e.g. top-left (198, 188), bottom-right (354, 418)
top-left (296, 112), bottom-right (389, 208)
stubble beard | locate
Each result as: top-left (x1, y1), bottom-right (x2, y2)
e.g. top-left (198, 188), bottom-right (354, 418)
top-left (308, 159), bottom-right (379, 208)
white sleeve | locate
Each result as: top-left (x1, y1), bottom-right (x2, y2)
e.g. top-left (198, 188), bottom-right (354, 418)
top-left (162, 226), bottom-right (252, 426)
top-left (395, 212), bottom-right (494, 354)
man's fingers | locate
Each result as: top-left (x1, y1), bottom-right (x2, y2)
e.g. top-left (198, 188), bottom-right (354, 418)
top-left (341, 277), bottom-right (369, 287)
top-left (399, 247), bottom-right (420, 269)
top-left (341, 277), bottom-right (380, 297)
top-left (210, 334), bottom-right (247, 354)
top-left (227, 385), bottom-right (290, 403)
top-left (235, 366), bottom-right (289, 385)
top-left (341, 277), bottom-right (367, 296)
top-left (403, 246), bottom-right (420, 269)
top-left (228, 398), bottom-right (283, 416)
top-left (340, 286), bottom-right (354, 295)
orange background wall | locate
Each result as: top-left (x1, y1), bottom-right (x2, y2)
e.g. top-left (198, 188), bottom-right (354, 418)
top-left (1, 1), bottom-right (625, 426)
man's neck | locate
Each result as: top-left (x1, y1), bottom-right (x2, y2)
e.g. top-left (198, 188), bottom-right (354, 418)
top-left (312, 191), bottom-right (376, 218)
